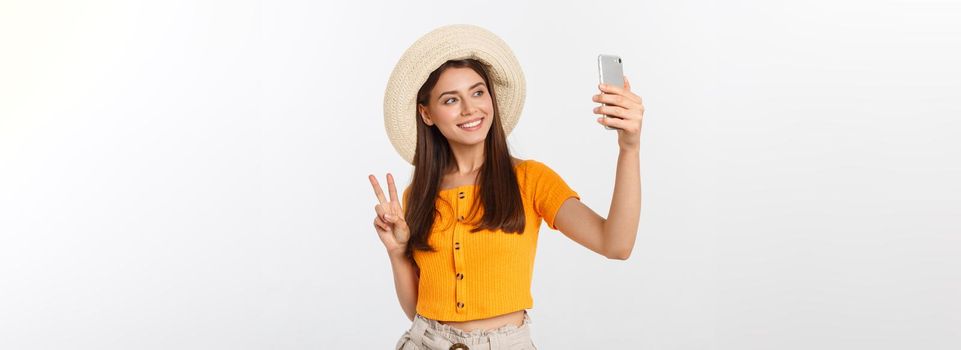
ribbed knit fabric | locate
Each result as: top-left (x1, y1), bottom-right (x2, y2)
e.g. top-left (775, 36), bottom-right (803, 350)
top-left (403, 159), bottom-right (580, 321)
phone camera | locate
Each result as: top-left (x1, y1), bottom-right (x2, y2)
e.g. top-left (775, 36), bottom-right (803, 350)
top-left (618, 58), bottom-right (622, 63)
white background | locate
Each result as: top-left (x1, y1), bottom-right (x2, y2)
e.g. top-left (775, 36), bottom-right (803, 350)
top-left (1, 0), bottom-right (959, 349)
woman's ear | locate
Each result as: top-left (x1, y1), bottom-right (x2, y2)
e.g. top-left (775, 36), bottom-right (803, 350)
top-left (417, 104), bottom-right (434, 126)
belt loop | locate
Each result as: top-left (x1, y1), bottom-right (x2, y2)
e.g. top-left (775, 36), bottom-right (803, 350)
top-left (410, 315), bottom-right (429, 349)
top-left (487, 332), bottom-right (502, 350)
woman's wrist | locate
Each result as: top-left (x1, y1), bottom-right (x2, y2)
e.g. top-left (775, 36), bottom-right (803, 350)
top-left (387, 247), bottom-right (408, 261)
top-left (619, 144), bottom-right (640, 154)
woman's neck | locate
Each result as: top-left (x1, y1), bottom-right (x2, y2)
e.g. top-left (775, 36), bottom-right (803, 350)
top-left (447, 143), bottom-right (485, 176)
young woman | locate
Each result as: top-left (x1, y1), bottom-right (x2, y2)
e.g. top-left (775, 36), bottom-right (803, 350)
top-left (369, 25), bottom-right (643, 350)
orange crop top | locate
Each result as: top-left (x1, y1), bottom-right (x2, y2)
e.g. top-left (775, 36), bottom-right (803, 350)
top-left (402, 159), bottom-right (580, 321)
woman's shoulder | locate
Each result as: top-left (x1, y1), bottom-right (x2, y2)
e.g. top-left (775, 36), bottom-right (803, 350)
top-left (514, 157), bottom-right (549, 171)
top-left (517, 159), bottom-right (572, 187)
top-left (513, 157), bottom-right (546, 167)
top-left (514, 158), bottom-right (559, 184)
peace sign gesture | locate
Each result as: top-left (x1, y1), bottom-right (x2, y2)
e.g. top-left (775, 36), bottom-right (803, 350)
top-left (368, 172), bottom-right (410, 257)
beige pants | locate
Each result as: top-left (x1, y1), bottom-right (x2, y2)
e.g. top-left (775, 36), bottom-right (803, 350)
top-left (395, 311), bottom-right (538, 350)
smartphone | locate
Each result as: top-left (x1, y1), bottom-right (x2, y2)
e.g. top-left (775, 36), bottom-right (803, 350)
top-left (598, 54), bottom-right (625, 130)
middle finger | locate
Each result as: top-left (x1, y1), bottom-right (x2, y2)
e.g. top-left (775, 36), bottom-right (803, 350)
top-left (593, 93), bottom-right (637, 109)
top-left (387, 173), bottom-right (399, 203)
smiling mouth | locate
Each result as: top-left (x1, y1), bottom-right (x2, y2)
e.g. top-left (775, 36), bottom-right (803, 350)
top-left (457, 117), bottom-right (484, 129)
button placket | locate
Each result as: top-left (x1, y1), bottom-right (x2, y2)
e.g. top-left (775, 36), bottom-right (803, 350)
top-left (452, 190), bottom-right (468, 314)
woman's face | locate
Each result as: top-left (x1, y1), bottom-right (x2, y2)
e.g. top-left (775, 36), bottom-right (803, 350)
top-left (418, 67), bottom-right (493, 148)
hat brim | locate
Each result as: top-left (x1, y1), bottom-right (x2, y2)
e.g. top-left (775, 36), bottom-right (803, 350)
top-left (383, 24), bottom-right (526, 164)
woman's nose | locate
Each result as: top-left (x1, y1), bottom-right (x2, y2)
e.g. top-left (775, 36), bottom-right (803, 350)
top-left (460, 99), bottom-right (476, 116)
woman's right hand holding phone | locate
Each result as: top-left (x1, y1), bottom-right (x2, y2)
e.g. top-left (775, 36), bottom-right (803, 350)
top-left (368, 173), bottom-right (410, 257)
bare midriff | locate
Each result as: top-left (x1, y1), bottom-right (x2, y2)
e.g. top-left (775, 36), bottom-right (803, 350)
top-left (438, 310), bottom-right (526, 332)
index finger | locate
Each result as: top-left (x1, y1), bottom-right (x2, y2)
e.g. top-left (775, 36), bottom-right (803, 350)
top-left (387, 173), bottom-right (399, 203)
top-left (599, 81), bottom-right (641, 104)
top-left (368, 174), bottom-right (388, 204)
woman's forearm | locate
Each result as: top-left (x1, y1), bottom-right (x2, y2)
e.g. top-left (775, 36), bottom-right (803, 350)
top-left (389, 252), bottom-right (419, 321)
top-left (603, 147), bottom-right (642, 259)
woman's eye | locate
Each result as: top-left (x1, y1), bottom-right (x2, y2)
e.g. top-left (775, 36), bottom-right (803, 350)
top-left (444, 98), bottom-right (457, 104)
top-left (474, 90), bottom-right (485, 96)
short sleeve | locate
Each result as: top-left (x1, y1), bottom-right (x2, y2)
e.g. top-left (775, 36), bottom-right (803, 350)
top-left (529, 161), bottom-right (580, 230)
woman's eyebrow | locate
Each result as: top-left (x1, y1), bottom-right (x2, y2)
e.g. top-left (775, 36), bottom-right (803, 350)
top-left (437, 82), bottom-right (486, 100)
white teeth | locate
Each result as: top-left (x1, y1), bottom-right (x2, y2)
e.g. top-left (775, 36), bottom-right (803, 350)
top-left (459, 119), bottom-right (482, 128)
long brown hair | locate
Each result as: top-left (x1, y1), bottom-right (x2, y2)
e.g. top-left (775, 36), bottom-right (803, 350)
top-left (402, 59), bottom-right (526, 261)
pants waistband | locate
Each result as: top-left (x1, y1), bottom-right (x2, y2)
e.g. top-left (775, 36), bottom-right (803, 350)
top-left (413, 310), bottom-right (532, 341)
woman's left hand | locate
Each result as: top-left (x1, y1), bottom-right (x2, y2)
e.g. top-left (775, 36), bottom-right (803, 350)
top-left (592, 76), bottom-right (645, 150)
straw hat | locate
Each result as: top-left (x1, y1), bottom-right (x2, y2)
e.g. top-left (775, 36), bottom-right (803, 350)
top-left (383, 24), bottom-right (526, 164)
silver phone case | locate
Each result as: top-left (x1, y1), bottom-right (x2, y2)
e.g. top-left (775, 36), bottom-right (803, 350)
top-left (598, 54), bottom-right (625, 130)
